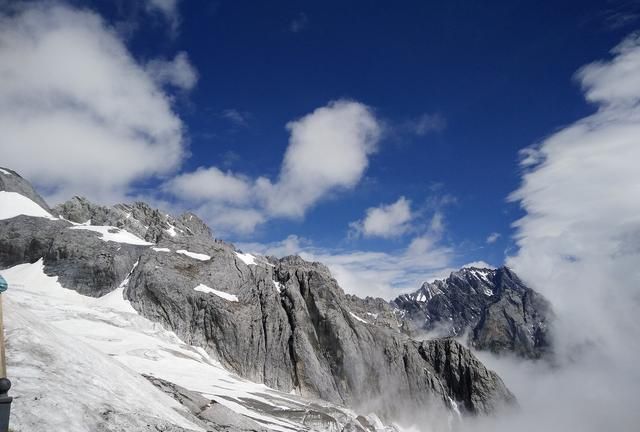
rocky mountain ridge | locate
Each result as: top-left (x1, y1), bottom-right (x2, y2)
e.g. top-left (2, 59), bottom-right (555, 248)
top-left (392, 267), bottom-right (552, 359)
top-left (0, 166), bottom-right (523, 430)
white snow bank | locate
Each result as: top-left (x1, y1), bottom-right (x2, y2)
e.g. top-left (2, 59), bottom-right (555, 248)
top-left (235, 251), bottom-right (257, 265)
top-left (152, 247), bottom-right (171, 252)
top-left (177, 249), bottom-right (211, 261)
top-left (273, 280), bottom-right (284, 293)
top-left (350, 312), bottom-right (368, 324)
top-left (193, 284), bottom-right (239, 302)
top-left (0, 168), bottom-right (11, 175)
top-left (69, 225), bottom-right (153, 246)
top-left (165, 225), bottom-right (178, 237)
top-left (0, 191), bottom-right (56, 220)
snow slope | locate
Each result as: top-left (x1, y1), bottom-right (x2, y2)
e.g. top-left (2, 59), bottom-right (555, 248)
top-left (0, 191), bottom-right (56, 221)
top-left (5, 302), bottom-right (201, 431)
top-left (1, 260), bottom-right (398, 432)
top-left (69, 225), bottom-right (154, 246)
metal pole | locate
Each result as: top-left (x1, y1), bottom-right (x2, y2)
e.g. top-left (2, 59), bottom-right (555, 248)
top-left (0, 294), bottom-right (5, 377)
top-left (0, 290), bottom-right (12, 432)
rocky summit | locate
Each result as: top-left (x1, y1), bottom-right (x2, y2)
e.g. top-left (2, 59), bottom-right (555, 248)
top-left (393, 267), bottom-right (553, 359)
top-left (0, 166), bottom-right (525, 431)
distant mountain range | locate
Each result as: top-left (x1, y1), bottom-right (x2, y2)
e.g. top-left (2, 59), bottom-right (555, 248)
top-left (0, 166), bottom-right (552, 432)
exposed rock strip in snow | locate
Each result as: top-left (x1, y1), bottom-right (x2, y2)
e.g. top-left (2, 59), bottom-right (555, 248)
top-left (176, 249), bottom-right (211, 261)
top-left (69, 225), bottom-right (153, 246)
top-left (193, 284), bottom-right (239, 302)
top-left (0, 191), bottom-right (56, 220)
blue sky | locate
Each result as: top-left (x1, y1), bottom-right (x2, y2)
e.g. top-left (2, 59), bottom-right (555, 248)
top-left (1, 0), bottom-right (639, 297)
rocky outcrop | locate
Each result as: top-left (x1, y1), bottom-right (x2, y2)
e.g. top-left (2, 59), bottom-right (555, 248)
top-left (393, 267), bottom-right (552, 358)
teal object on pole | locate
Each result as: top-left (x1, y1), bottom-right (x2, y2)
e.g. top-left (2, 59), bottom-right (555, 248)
top-left (0, 276), bottom-right (6, 293)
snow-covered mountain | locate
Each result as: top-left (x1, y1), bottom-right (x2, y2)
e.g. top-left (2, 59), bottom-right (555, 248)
top-left (0, 167), bottom-right (518, 431)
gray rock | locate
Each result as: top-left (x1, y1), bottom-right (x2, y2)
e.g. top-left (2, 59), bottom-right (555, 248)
top-left (393, 267), bottom-right (552, 358)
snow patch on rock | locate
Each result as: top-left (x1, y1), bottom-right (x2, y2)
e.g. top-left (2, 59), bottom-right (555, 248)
top-left (0, 191), bottom-right (56, 221)
top-left (193, 284), bottom-right (239, 302)
top-left (176, 249), bottom-right (211, 261)
top-left (69, 225), bottom-right (153, 246)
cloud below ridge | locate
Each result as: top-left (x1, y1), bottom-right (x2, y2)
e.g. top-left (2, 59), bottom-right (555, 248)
top-left (459, 33), bottom-right (640, 432)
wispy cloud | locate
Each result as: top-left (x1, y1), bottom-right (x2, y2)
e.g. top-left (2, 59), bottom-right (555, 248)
top-left (221, 109), bottom-right (250, 127)
top-left (146, 51), bottom-right (198, 91)
top-left (145, 0), bottom-right (181, 34)
top-left (404, 112), bottom-right (447, 135)
top-left (290, 12), bottom-right (308, 33)
top-left (486, 232), bottom-right (501, 244)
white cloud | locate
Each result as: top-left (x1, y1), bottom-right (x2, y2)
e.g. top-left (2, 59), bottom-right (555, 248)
top-left (350, 196), bottom-right (413, 238)
top-left (146, 51), bottom-right (198, 91)
top-left (221, 109), bottom-right (250, 127)
top-left (145, 0), bottom-right (180, 33)
top-left (406, 112), bottom-right (447, 135)
top-left (486, 232), bottom-right (501, 244)
top-left (258, 100), bottom-right (381, 217)
top-left (0, 3), bottom-right (188, 204)
top-left (165, 100), bottom-right (381, 234)
top-left (461, 34), bottom-right (640, 432)
top-left (290, 12), bottom-right (308, 33)
top-left (164, 167), bottom-right (251, 204)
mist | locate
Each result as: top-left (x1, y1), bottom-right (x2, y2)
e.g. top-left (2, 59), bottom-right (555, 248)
top-left (461, 33), bottom-right (640, 432)
top-left (387, 33), bottom-right (640, 432)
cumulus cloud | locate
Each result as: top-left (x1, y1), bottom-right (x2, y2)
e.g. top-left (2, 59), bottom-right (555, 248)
top-left (0, 3), bottom-right (187, 204)
top-left (458, 34), bottom-right (640, 432)
top-left (146, 51), bottom-right (198, 91)
top-left (166, 100), bottom-right (381, 234)
top-left (349, 197), bottom-right (413, 238)
top-left (486, 232), bottom-right (501, 244)
top-left (258, 100), bottom-right (381, 217)
top-left (350, 197), bottom-right (413, 238)
top-left (163, 166), bottom-right (251, 204)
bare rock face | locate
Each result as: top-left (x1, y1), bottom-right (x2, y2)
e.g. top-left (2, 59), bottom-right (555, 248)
top-left (0, 167), bottom-right (517, 426)
top-left (0, 166), bottom-right (51, 211)
top-left (393, 267), bottom-right (553, 359)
